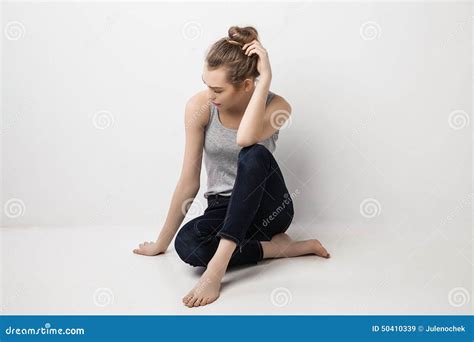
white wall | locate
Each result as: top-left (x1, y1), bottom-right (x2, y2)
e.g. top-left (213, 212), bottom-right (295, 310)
top-left (1, 2), bottom-right (471, 244)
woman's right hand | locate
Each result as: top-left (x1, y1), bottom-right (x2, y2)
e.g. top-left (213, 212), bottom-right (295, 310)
top-left (133, 241), bottom-right (167, 256)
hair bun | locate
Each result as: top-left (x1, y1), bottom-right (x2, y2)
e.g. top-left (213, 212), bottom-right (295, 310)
top-left (228, 26), bottom-right (259, 45)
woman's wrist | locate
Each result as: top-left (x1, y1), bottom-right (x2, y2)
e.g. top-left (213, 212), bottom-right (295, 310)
top-left (258, 73), bottom-right (272, 85)
top-left (156, 234), bottom-right (172, 250)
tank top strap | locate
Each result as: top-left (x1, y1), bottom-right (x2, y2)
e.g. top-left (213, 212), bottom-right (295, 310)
top-left (266, 90), bottom-right (275, 105)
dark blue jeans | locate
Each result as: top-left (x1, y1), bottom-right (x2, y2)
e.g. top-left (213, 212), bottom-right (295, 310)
top-left (174, 144), bottom-right (295, 268)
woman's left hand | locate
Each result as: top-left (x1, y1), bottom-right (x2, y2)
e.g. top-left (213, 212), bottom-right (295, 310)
top-left (242, 40), bottom-right (272, 81)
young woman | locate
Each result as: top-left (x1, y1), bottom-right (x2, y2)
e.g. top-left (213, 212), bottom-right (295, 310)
top-left (133, 26), bottom-right (330, 308)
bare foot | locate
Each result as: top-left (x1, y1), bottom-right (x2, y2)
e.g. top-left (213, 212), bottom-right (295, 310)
top-left (270, 232), bottom-right (294, 248)
top-left (182, 268), bottom-right (222, 308)
top-left (309, 239), bottom-right (331, 258)
top-left (267, 233), bottom-right (331, 259)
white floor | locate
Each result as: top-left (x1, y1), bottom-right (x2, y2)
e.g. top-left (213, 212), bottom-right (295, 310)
top-left (1, 222), bottom-right (472, 315)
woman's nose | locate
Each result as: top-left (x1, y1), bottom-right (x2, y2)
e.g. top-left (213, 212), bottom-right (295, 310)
top-left (207, 90), bottom-right (216, 98)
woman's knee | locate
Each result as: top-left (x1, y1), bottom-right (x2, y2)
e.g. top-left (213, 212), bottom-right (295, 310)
top-left (174, 223), bottom-right (210, 267)
top-left (238, 144), bottom-right (271, 168)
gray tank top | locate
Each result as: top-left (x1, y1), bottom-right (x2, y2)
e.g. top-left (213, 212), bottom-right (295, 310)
top-left (203, 91), bottom-right (279, 199)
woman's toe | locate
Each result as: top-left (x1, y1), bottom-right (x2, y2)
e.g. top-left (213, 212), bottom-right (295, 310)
top-left (187, 296), bottom-right (198, 307)
top-left (183, 294), bottom-right (192, 304)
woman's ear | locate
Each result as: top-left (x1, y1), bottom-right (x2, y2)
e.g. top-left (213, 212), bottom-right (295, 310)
top-left (243, 78), bottom-right (255, 92)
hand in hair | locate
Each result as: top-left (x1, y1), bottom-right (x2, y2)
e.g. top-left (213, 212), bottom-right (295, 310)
top-left (241, 40), bottom-right (272, 81)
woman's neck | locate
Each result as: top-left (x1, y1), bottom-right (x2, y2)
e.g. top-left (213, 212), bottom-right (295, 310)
top-left (224, 88), bottom-right (256, 117)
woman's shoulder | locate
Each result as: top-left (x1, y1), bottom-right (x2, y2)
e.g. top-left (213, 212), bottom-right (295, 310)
top-left (185, 90), bottom-right (212, 129)
top-left (267, 91), bottom-right (289, 105)
top-left (265, 92), bottom-right (292, 137)
top-left (267, 92), bottom-right (291, 111)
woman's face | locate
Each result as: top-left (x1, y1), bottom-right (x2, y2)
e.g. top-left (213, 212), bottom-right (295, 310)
top-left (202, 66), bottom-right (254, 111)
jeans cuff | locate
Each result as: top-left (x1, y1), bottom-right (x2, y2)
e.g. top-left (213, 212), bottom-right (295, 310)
top-left (257, 240), bottom-right (264, 262)
top-left (216, 232), bottom-right (242, 250)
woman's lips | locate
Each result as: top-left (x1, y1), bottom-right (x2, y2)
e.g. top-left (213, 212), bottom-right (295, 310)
top-left (212, 102), bottom-right (221, 106)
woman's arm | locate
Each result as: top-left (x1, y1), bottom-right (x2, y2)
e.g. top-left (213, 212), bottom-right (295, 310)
top-left (236, 40), bottom-right (293, 147)
top-left (153, 178), bottom-right (200, 252)
top-left (236, 76), bottom-right (271, 146)
top-left (133, 92), bottom-right (209, 256)
top-left (236, 77), bottom-right (292, 147)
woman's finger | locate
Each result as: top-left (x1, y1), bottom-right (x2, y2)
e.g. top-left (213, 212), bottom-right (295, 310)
top-left (245, 45), bottom-right (258, 54)
top-left (242, 39), bottom-right (257, 50)
top-left (247, 41), bottom-right (263, 51)
top-left (247, 47), bottom-right (263, 56)
top-left (242, 40), bottom-right (261, 53)
top-left (243, 43), bottom-right (255, 54)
